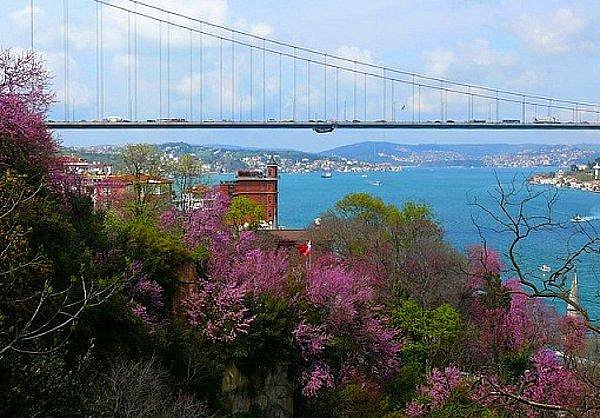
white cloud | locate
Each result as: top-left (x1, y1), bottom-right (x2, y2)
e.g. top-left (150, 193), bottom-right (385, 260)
top-left (511, 70), bottom-right (540, 89)
top-left (466, 38), bottom-right (515, 68)
top-left (9, 5), bottom-right (40, 25)
top-left (513, 8), bottom-right (589, 54)
top-left (334, 46), bottom-right (376, 64)
top-left (422, 49), bottom-right (455, 77)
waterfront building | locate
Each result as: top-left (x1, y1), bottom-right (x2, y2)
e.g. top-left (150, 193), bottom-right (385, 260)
top-left (219, 155), bottom-right (279, 228)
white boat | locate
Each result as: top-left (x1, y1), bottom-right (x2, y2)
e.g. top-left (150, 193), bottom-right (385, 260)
top-left (370, 180), bottom-right (381, 186)
top-left (361, 174), bottom-right (368, 178)
top-left (321, 171), bottom-right (332, 178)
top-left (539, 264), bottom-right (551, 273)
top-left (571, 215), bottom-right (585, 223)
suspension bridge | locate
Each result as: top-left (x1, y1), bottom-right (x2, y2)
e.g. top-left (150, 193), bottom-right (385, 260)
top-left (21, 0), bottom-right (600, 131)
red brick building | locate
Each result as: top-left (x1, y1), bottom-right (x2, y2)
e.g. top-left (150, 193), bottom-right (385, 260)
top-left (219, 156), bottom-right (278, 228)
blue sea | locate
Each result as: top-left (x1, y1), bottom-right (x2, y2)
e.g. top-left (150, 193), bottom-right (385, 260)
top-left (213, 167), bottom-right (600, 320)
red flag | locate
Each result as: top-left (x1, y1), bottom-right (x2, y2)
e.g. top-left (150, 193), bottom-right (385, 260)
top-left (298, 240), bottom-right (312, 256)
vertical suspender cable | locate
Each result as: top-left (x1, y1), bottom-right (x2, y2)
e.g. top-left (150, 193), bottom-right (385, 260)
top-left (382, 68), bottom-right (386, 120)
top-left (444, 88), bottom-right (448, 121)
top-left (63, 0), bottom-right (69, 120)
top-left (466, 86), bottom-right (470, 121)
top-left (363, 73), bottom-right (367, 121)
top-left (189, 29), bottom-right (193, 120)
top-left (440, 81), bottom-right (443, 121)
top-left (127, 11), bottom-right (132, 120)
top-left (167, 23), bottom-right (170, 117)
top-left (353, 62), bottom-right (357, 120)
top-left (159, 19), bottom-right (162, 118)
top-left (262, 39), bottom-right (266, 121)
top-left (293, 47), bottom-right (297, 121)
top-left (323, 54), bottom-right (327, 119)
top-left (134, 2), bottom-right (138, 120)
top-left (391, 80), bottom-right (395, 121)
top-left (307, 60), bottom-right (310, 120)
top-left (219, 37), bottom-right (223, 120)
top-left (199, 23), bottom-right (203, 121)
top-left (100, 1), bottom-right (104, 119)
top-left (411, 75), bottom-right (415, 123)
top-left (278, 53), bottom-right (282, 121)
top-left (418, 84), bottom-right (421, 123)
top-left (250, 45), bottom-right (253, 120)
top-left (96, 1), bottom-right (100, 119)
top-left (30, 0), bottom-right (34, 50)
top-left (335, 67), bottom-right (339, 121)
top-left (496, 91), bottom-right (499, 122)
top-left (231, 32), bottom-right (234, 120)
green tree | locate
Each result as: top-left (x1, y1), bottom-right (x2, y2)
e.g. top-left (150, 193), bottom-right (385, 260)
top-left (225, 196), bottom-right (266, 230)
top-left (312, 193), bottom-right (466, 307)
top-left (120, 143), bottom-right (168, 215)
top-left (169, 153), bottom-right (205, 199)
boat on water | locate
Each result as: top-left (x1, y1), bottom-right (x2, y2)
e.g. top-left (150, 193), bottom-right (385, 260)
top-left (539, 264), bottom-right (551, 273)
top-left (361, 174), bottom-right (368, 178)
top-left (321, 171), bottom-right (332, 178)
top-left (370, 180), bottom-right (382, 186)
top-left (571, 215), bottom-right (585, 223)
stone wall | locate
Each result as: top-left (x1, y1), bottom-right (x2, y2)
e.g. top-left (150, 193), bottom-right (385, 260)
top-left (222, 362), bottom-right (294, 418)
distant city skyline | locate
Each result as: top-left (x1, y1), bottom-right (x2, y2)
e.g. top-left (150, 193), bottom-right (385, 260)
top-left (2, 0), bottom-right (599, 150)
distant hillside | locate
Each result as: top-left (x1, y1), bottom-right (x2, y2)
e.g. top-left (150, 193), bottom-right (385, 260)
top-left (320, 141), bottom-right (600, 167)
top-left (322, 142), bottom-right (529, 162)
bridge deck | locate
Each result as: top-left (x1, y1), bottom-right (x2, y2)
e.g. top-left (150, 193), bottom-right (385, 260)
top-left (46, 121), bottom-right (600, 130)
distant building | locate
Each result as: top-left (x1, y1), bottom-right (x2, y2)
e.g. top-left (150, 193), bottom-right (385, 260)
top-left (93, 174), bottom-right (173, 210)
top-left (219, 155), bottom-right (278, 228)
top-left (176, 183), bottom-right (212, 211)
top-left (60, 155), bottom-right (173, 210)
top-left (60, 154), bottom-right (112, 176)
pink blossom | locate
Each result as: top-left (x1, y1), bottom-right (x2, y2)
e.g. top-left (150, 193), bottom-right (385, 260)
top-left (306, 256), bottom-right (374, 327)
top-left (467, 245), bottom-right (503, 289)
top-left (182, 278), bottom-right (255, 343)
top-left (405, 400), bottom-right (426, 418)
top-left (405, 366), bottom-right (462, 417)
top-left (470, 278), bottom-right (556, 357)
top-left (293, 321), bottom-right (332, 360)
top-left (520, 349), bottom-right (582, 412)
top-left (301, 363), bottom-right (334, 397)
top-left (558, 315), bottom-right (587, 354)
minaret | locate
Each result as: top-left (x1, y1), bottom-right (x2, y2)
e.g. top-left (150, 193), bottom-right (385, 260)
top-left (567, 272), bottom-right (580, 317)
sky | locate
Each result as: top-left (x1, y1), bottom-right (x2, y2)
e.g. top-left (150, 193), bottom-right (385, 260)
top-left (1, 0), bottom-right (599, 151)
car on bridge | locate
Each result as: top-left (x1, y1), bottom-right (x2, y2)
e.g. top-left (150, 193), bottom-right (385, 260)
top-left (533, 116), bottom-right (560, 124)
